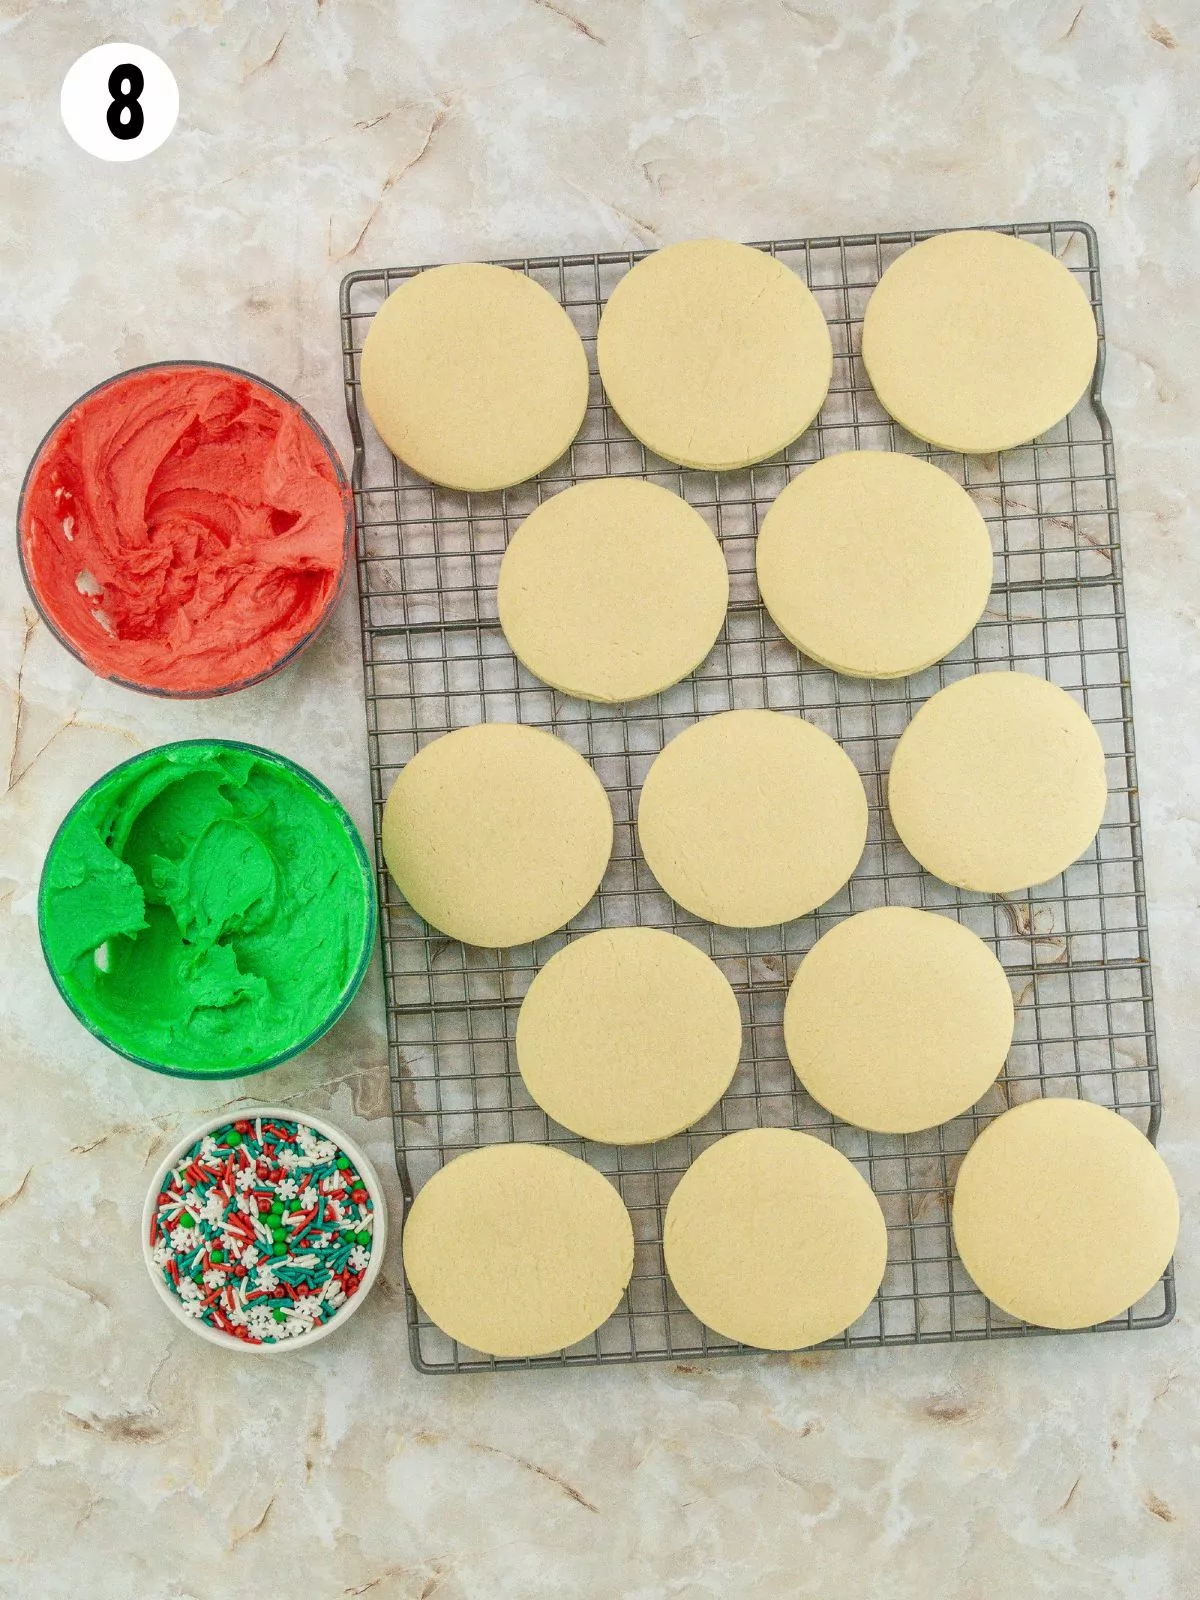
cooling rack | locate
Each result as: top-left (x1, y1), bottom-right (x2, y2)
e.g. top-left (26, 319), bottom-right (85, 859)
top-left (340, 221), bottom-right (1171, 1374)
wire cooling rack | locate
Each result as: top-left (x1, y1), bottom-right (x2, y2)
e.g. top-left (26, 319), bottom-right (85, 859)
top-left (340, 222), bottom-right (1171, 1374)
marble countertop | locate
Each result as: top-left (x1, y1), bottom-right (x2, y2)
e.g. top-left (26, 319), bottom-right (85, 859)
top-left (2, 2), bottom-right (1198, 1596)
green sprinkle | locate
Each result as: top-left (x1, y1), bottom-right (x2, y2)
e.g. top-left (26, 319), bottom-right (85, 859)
top-left (355, 1231), bottom-right (371, 1248)
top-left (336, 1155), bottom-right (350, 1170)
top-left (272, 1308), bottom-right (286, 1322)
top-left (210, 1248), bottom-right (224, 1264)
top-left (273, 1242), bottom-right (287, 1256)
top-left (270, 1199), bottom-right (283, 1215)
top-left (178, 1211), bottom-right (194, 1227)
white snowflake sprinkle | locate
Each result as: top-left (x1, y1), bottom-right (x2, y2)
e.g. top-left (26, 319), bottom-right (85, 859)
top-left (277, 1177), bottom-right (299, 1201)
top-left (348, 1245), bottom-right (371, 1273)
top-left (235, 1168), bottom-right (257, 1192)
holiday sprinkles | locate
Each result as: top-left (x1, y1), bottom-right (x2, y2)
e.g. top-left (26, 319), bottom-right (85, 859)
top-left (150, 1116), bottom-right (376, 1345)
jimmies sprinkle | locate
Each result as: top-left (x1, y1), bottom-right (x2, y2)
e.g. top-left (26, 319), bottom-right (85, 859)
top-left (150, 1117), bottom-right (375, 1344)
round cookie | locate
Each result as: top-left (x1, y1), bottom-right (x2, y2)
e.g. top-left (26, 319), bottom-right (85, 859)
top-left (861, 230), bottom-right (1098, 454)
top-left (637, 709), bottom-right (868, 927)
top-left (498, 479), bottom-right (728, 703)
top-left (516, 928), bottom-right (743, 1144)
top-left (951, 1098), bottom-right (1179, 1329)
top-left (381, 723), bottom-right (612, 948)
top-left (784, 907), bottom-right (1015, 1134)
top-left (597, 239), bottom-right (833, 471)
top-left (756, 451), bottom-right (993, 678)
top-left (402, 1144), bottom-right (634, 1357)
top-left (663, 1128), bottom-right (888, 1349)
top-left (887, 671), bottom-right (1107, 893)
top-left (360, 263), bottom-right (589, 491)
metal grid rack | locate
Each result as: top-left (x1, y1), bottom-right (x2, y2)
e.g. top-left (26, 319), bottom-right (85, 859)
top-left (340, 222), bottom-right (1172, 1375)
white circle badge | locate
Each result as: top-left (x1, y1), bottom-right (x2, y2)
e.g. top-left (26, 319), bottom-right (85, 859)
top-left (61, 44), bottom-right (178, 162)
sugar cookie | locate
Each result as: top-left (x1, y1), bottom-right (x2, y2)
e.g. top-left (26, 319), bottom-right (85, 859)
top-left (360, 263), bottom-right (589, 491)
top-left (637, 709), bottom-right (867, 927)
top-left (784, 907), bottom-right (1014, 1133)
top-left (597, 239), bottom-right (833, 470)
top-left (861, 230), bottom-right (1098, 453)
top-left (402, 1145), bottom-right (634, 1357)
top-left (887, 671), bottom-right (1107, 893)
top-left (498, 479), bottom-right (728, 703)
top-left (516, 928), bottom-right (743, 1144)
top-left (663, 1128), bottom-right (887, 1349)
top-left (952, 1099), bottom-right (1179, 1329)
top-left (756, 451), bottom-right (993, 678)
top-left (381, 723), bottom-right (612, 947)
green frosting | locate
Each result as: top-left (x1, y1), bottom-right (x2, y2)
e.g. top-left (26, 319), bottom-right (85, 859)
top-left (40, 742), bottom-right (374, 1076)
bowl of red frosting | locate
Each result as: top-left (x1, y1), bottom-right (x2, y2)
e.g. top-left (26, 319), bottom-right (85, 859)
top-left (18, 361), bottom-right (354, 697)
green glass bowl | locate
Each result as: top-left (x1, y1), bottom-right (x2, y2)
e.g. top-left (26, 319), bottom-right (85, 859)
top-left (38, 739), bottom-right (377, 1079)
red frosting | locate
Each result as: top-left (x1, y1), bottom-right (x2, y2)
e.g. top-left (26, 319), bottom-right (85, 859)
top-left (20, 364), bottom-right (351, 695)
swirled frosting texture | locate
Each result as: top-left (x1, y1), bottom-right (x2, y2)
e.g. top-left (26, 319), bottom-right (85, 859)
top-left (39, 742), bottom-right (374, 1074)
top-left (20, 365), bottom-right (350, 694)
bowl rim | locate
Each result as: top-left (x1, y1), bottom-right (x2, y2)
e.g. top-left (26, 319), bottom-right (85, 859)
top-left (141, 1105), bottom-right (389, 1354)
top-left (16, 357), bottom-right (355, 700)
top-left (37, 737), bottom-right (378, 1079)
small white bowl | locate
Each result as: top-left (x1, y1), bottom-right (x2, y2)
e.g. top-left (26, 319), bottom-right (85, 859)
top-left (142, 1105), bottom-right (389, 1353)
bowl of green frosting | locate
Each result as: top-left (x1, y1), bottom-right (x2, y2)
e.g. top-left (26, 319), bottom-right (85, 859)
top-left (39, 740), bottom-right (377, 1078)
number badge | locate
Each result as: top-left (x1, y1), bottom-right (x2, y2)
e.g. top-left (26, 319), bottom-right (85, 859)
top-left (60, 44), bottom-right (178, 162)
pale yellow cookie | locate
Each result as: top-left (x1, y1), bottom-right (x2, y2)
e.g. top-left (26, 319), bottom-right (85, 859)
top-left (784, 907), bottom-right (1015, 1134)
top-left (516, 928), bottom-right (743, 1144)
top-left (887, 671), bottom-right (1107, 893)
top-left (861, 230), bottom-right (1098, 453)
top-left (381, 723), bottom-right (612, 948)
top-left (498, 479), bottom-right (728, 703)
top-left (360, 263), bottom-right (589, 491)
top-left (637, 709), bottom-right (867, 927)
top-left (597, 239), bottom-right (833, 470)
top-left (663, 1128), bottom-right (887, 1349)
top-left (402, 1144), bottom-right (635, 1357)
top-left (952, 1098), bottom-right (1179, 1329)
top-left (756, 451), bottom-right (993, 678)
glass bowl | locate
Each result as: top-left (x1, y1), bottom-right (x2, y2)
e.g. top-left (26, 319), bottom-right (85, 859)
top-left (38, 739), bottom-right (377, 1078)
top-left (17, 359), bottom-right (355, 698)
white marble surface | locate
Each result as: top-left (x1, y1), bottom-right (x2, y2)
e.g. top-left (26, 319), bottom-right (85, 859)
top-left (2, 2), bottom-right (1199, 1595)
